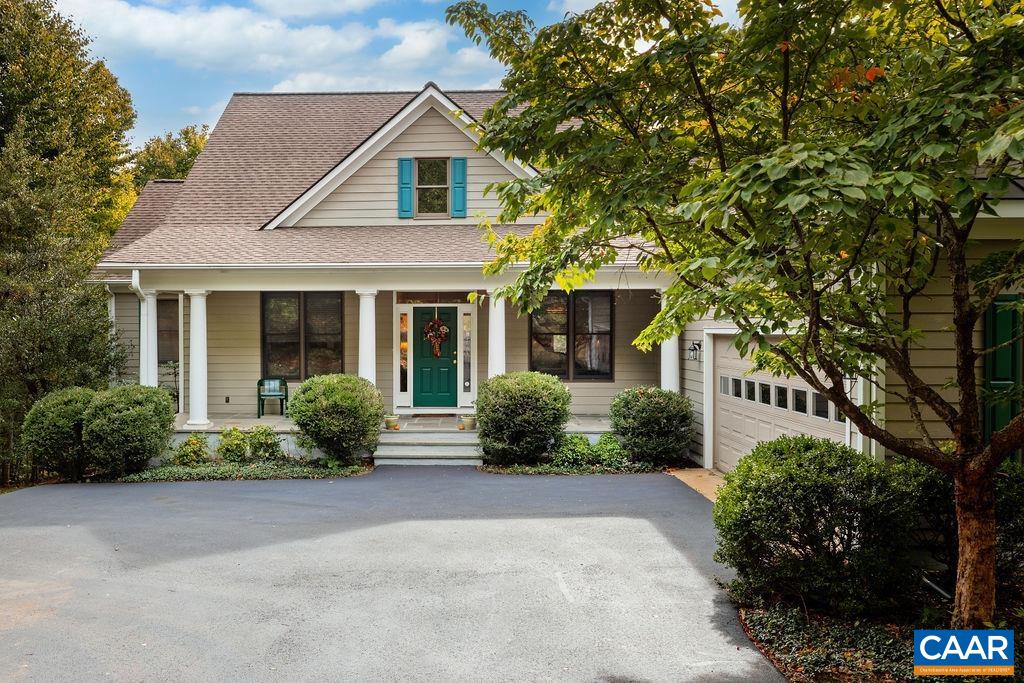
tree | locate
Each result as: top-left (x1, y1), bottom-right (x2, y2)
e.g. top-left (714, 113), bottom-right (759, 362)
top-left (131, 124), bottom-right (208, 191)
top-left (0, 0), bottom-right (134, 482)
top-left (447, 0), bottom-right (1024, 627)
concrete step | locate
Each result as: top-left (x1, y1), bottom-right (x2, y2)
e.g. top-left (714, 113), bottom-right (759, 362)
top-left (375, 444), bottom-right (480, 457)
top-left (378, 431), bottom-right (479, 445)
top-left (375, 458), bottom-right (482, 466)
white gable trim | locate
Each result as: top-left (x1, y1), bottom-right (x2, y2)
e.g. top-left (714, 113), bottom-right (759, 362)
top-left (264, 84), bottom-right (536, 230)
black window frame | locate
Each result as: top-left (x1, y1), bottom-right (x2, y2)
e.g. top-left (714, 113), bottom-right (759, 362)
top-left (528, 290), bottom-right (615, 382)
top-left (261, 292), bottom-right (344, 381)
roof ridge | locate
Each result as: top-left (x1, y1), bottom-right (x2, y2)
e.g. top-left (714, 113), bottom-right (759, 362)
top-left (233, 88), bottom-right (505, 97)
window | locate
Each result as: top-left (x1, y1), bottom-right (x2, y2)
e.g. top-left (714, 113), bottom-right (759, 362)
top-left (720, 375), bottom-right (729, 394)
top-left (416, 158), bottom-right (449, 216)
top-left (758, 382), bottom-right (771, 405)
top-left (745, 380), bottom-right (756, 401)
top-left (262, 292), bottom-right (343, 380)
top-left (529, 291), bottom-right (613, 380)
top-left (793, 388), bottom-right (808, 414)
top-left (399, 312), bottom-right (409, 393)
top-left (774, 385), bottom-right (788, 409)
top-left (157, 299), bottom-right (179, 363)
top-left (732, 378), bottom-right (742, 398)
top-left (812, 392), bottom-right (830, 419)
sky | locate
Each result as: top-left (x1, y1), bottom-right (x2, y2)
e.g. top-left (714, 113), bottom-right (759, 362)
top-left (55, 0), bottom-right (739, 146)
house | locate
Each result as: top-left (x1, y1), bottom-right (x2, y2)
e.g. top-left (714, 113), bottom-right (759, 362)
top-left (92, 82), bottom-right (1021, 470)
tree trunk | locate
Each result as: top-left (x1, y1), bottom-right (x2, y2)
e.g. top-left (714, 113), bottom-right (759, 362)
top-left (951, 467), bottom-right (998, 628)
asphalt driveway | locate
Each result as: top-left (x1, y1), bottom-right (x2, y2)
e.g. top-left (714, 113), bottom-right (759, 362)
top-left (0, 467), bottom-right (779, 682)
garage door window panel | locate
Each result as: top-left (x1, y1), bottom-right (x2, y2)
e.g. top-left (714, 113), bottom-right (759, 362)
top-left (775, 385), bottom-right (788, 409)
top-left (793, 388), bottom-right (808, 414)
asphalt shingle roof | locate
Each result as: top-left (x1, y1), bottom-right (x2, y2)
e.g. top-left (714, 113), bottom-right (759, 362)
top-left (100, 88), bottom-right (510, 267)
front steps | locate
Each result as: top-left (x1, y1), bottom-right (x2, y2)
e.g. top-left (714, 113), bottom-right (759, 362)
top-left (374, 429), bottom-right (482, 466)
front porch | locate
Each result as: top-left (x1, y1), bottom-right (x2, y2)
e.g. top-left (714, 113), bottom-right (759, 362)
top-left (117, 269), bottom-right (681, 428)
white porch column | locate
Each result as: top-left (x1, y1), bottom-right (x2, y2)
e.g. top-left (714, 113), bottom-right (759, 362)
top-left (660, 290), bottom-right (681, 392)
top-left (141, 291), bottom-right (159, 387)
top-left (356, 289), bottom-right (377, 385)
top-left (185, 290), bottom-right (210, 427)
top-left (487, 290), bottom-right (506, 377)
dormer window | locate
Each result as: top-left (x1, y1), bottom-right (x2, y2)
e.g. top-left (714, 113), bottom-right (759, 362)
top-left (397, 156), bottom-right (466, 219)
top-left (416, 158), bottom-right (449, 216)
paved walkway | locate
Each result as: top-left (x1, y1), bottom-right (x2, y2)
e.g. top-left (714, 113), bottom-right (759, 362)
top-left (0, 468), bottom-right (778, 682)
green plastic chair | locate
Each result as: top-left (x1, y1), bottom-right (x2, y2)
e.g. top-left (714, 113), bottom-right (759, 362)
top-left (257, 378), bottom-right (288, 418)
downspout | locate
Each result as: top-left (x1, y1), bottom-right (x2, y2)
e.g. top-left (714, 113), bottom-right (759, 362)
top-left (129, 270), bottom-right (146, 385)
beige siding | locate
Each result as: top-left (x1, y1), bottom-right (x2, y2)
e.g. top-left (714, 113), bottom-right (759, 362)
top-left (507, 290), bottom-right (662, 414)
top-left (208, 291), bottom-right (262, 416)
top-left (882, 241), bottom-right (1013, 443)
top-left (114, 293), bottom-right (140, 383)
top-left (204, 290), bottom-right (392, 416)
top-left (296, 109), bottom-right (537, 227)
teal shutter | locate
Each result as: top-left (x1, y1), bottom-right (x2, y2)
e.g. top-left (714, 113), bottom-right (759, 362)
top-left (397, 158), bottom-right (414, 218)
top-left (450, 157), bottom-right (467, 218)
top-left (984, 294), bottom-right (1021, 442)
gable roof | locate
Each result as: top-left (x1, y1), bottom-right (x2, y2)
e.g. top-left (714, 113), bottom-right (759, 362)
top-left (99, 86), bottom-right (510, 267)
top-left (266, 82), bottom-right (535, 229)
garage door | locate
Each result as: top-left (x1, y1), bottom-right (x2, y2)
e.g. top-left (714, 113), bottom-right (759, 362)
top-left (713, 336), bottom-right (849, 473)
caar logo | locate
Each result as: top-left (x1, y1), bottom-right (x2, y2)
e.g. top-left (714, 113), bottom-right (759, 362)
top-left (914, 629), bottom-right (1014, 676)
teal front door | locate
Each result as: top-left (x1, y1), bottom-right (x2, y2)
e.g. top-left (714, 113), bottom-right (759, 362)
top-left (413, 306), bottom-right (458, 407)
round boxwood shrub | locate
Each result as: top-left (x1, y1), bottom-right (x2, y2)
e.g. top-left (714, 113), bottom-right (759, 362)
top-left (287, 374), bottom-right (384, 465)
top-left (712, 435), bottom-right (921, 616)
top-left (82, 385), bottom-right (175, 478)
top-left (21, 387), bottom-right (96, 481)
top-left (217, 427), bottom-right (249, 462)
top-left (609, 386), bottom-right (694, 466)
top-left (593, 433), bottom-right (630, 468)
top-left (476, 371), bottom-right (571, 465)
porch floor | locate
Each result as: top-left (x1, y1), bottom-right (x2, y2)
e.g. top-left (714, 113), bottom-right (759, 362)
top-left (174, 413), bottom-right (612, 434)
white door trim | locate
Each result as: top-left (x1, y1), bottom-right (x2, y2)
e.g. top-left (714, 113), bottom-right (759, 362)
top-left (392, 298), bottom-right (478, 413)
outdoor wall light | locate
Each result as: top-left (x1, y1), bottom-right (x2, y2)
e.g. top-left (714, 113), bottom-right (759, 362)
top-left (687, 340), bottom-right (703, 361)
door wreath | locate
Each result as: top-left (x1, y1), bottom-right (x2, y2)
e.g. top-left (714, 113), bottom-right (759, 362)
top-left (423, 318), bottom-right (450, 358)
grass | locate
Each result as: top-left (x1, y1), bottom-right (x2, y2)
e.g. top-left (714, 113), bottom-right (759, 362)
top-left (480, 461), bottom-right (657, 475)
top-left (120, 461), bottom-right (371, 482)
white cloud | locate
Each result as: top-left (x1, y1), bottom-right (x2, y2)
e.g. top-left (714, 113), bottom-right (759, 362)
top-left (270, 20), bottom-right (504, 93)
top-left (252, 0), bottom-right (380, 18)
top-left (376, 19), bottom-right (452, 67)
top-left (55, 0), bottom-right (371, 72)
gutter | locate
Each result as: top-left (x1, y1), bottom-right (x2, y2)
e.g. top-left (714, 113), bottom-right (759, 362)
top-left (129, 269), bottom-right (145, 300)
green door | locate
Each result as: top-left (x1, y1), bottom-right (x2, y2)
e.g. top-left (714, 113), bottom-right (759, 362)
top-left (413, 306), bottom-right (458, 407)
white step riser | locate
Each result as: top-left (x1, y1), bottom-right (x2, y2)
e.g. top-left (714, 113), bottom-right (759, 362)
top-left (376, 444), bottom-right (479, 457)
top-left (379, 433), bottom-right (479, 444)
top-left (375, 458), bottom-right (482, 466)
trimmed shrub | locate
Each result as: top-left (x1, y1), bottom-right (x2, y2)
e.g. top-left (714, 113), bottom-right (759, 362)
top-left (248, 424), bottom-right (285, 461)
top-left (82, 385), bottom-right (175, 478)
top-left (593, 433), bottom-right (630, 468)
top-left (551, 433), bottom-right (597, 468)
top-left (288, 374), bottom-right (384, 466)
top-left (20, 387), bottom-right (96, 481)
top-left (476, 371), bottom-right (571, 465)
top-left (169, 433), bottom-right (210, 467)
top-left (216, 427), bottom-right (249, 462)
top-left (713, 435), bottom-right (921, 616)
top-left (609, 386), bottom-right (694, 466)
